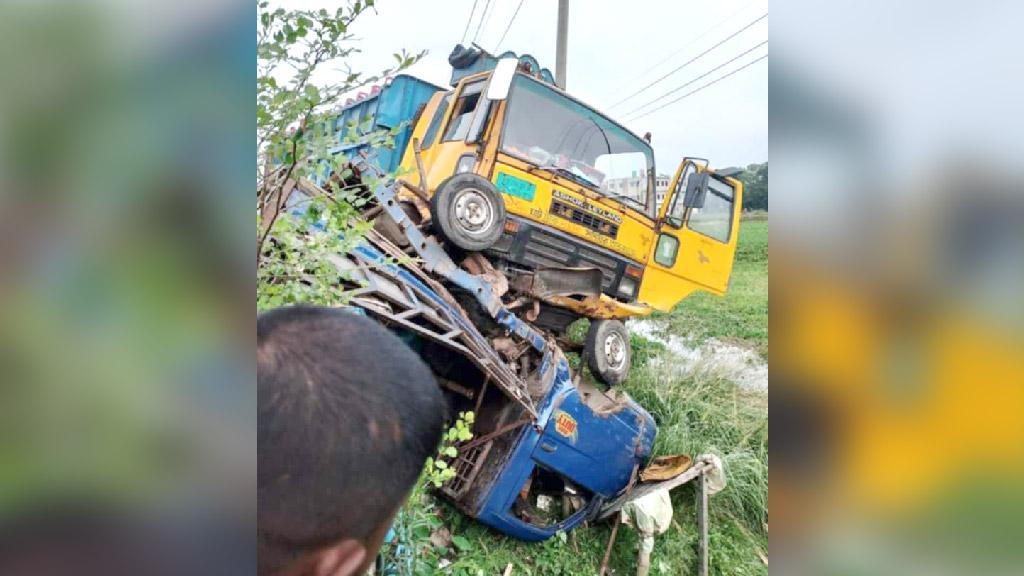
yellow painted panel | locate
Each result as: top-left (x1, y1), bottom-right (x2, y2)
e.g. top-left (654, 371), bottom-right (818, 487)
top-left (487, 156), bottom-right (656, 264)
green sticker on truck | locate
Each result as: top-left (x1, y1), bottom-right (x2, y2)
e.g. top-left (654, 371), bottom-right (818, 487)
top-left (495, 172), bottom-right (536, 202)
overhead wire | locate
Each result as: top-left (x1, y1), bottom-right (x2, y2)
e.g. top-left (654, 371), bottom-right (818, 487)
top-left (461, 0), bottom-right (479, 44)
top-left (614, 0), bottom-right (758, 96)
top-left (624, 40), bottom-right (768, 119)
top-left (608, 12), bottom-right (768, 110)
top-left (472, 0), bottom-right (494, 44)
top-left (495, 0), bottom-right (527, 51)
top-left (629, 53), bottom-right (768, 121)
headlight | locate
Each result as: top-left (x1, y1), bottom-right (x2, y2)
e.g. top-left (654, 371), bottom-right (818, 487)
top-left (617, 276), bottom-right (637, 300)
top-left (455, 154), bottom-right (476, 174)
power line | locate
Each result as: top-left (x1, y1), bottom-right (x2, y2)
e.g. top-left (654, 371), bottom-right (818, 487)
top-left (629, 53), bottom-right (768, 122)
top-left (495, 0), bottom-right (527, 51)
top-left (616, 0), bottom-right (758, 96)
top-left (461, 0), bottom-right (479, 44)
top-left (624, 40), bottom-right (767, 119)
top-left (473, 0), bottom-right (494, 44)
top-left (608, 12), bottom-right (767, 110)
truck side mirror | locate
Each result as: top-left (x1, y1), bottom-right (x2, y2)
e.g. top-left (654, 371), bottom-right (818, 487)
top-left (682, 172), bottom-right (709, 209)
top-left (486, 58), bottom-right (518, 101)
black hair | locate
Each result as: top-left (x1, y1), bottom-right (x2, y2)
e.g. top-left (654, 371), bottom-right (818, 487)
top-left (257, 306), bottom-right (444, 574)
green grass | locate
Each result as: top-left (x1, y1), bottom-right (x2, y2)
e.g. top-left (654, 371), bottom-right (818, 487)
top-left (389, 216), bottom-right (768, 575)
top-left (654, 218), bottom-right (768, 358)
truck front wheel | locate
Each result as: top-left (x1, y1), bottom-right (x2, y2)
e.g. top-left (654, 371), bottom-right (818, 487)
top-left (585, 319), bottom-right (631, 386)
top-left (431, 174), bottom-right (506, 252)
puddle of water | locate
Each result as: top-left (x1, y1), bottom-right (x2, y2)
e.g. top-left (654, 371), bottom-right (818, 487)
top-left (630, 319), bottom-right (768, 391)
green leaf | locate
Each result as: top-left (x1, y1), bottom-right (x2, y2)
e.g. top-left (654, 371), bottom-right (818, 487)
top-left (303, 84), bottom-right (321, 103)
top-left (451, 535), bottom-right (473, 552)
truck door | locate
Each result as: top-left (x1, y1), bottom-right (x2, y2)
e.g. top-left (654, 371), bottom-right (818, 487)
top-left (637, 159), bottom-right (743, 311)
top-left (530, 391), bottom-right (643, 498)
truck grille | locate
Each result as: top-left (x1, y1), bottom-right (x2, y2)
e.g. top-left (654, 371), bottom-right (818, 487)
top-left (489, 218), bottom-right (641, 301)
top-left (550, 199), bottom-right (621, 239)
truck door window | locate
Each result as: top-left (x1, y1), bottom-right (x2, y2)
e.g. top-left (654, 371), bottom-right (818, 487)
top-left (443, 80), bottom-right (485, 142)
top-left (422, 93), bottom-right (451, 149)
top-left (665, 164), bottom-right (695, 226)
top-left (687, 176), bottom-right (734, 242)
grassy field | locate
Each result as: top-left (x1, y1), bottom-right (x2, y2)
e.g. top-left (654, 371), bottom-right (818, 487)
top-left (654, 214), bottom-right (768, 358)
top-left (391, 216), bottom-right (768, 575)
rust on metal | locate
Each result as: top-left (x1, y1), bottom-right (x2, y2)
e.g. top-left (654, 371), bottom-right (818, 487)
top-left (640, 454), bottom-right (693, 482)
top-left (439, 378), bottom-right (477, 399)
top-left (397, 178), bottom-right (430, 203)
top-left (461, 253), bottom-right (509, 298)
top-left (491, 336), bottom-right (522, 361)
top-left (412, 136), bottom-right (429, 195)
top-left (458, 416), bottom-right (533, 453)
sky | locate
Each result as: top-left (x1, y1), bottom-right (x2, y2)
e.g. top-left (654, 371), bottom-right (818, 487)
top-left (281, 0), bottom-right (768, 175)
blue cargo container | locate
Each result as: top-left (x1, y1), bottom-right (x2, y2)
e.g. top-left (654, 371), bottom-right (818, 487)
top-left (329, 74), bottom-right (444, 174)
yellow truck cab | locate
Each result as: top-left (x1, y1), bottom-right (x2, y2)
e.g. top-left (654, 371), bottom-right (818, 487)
top-left (386, 50), bottom-right (743, 384)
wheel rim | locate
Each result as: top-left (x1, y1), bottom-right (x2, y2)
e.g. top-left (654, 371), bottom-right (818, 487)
top-left (604, 330), bottom-right (627, 370)
top-left (452, 188), bottom-right (494, 237)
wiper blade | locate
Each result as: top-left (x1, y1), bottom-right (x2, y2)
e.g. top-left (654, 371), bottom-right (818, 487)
top-left (541, 165), bottom-right (645, 209)
top-left (604, 193), bottom-right (645, 209)
top-left (540, 165), bottom-right (597, 188)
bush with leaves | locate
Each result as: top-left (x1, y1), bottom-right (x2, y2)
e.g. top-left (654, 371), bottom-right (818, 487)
top-left (423, 411), bottom-right (475, 488)
top-left (377, 412), bottom-right (477, 575)
top-left (257, 0), bottom-right (423, 309)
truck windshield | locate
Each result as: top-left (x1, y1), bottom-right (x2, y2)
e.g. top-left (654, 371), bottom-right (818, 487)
top-left (500, 75), bottom-right (655, 217)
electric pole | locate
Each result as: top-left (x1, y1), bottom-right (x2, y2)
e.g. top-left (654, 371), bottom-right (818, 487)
top-left (555, 0), bottom-right (569, 89)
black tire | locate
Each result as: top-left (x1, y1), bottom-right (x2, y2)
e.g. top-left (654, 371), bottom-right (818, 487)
top-left (430, 173), bottom-right (506, 252)
top-left (585, 319), bottom-right (631, 386)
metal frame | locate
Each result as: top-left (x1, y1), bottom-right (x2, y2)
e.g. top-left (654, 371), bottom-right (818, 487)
top-left (335, 235), bottom-right (538, 419)
top-left (358, 158), bottom-right (549, 354)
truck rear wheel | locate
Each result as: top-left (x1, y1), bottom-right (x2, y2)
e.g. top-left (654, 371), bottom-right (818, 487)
top-left (585, 319), bottom-right (631, 386)
top-left (431, 173), bottom-right (505, 252)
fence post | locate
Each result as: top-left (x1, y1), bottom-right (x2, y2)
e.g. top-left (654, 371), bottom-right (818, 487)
top-left (697, 471), bottom-right (709, 576)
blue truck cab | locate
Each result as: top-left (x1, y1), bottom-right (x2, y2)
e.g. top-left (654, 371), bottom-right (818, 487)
top-left (466, 352), bottom-right (657, 540)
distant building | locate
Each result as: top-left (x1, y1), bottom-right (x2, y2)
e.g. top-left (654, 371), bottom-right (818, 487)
top-left (603, 173), bottom-right (673, 212)
top-left (655, 174), bottom-right (671, 211)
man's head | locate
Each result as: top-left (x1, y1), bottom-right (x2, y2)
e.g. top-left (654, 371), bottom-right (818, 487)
top-left (257, 306), bottom-right (444, 576)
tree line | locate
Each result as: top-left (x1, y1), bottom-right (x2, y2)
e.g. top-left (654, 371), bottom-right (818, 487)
top-left (737, 162), bottom-right (767, 211)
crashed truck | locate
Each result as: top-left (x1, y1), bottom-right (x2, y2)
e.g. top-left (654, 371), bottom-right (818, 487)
top-left (298, 167), bottom-right (710, 542)
top-left (328, 46), bottom-right (744, 386)
top-left (287, 49), bottom-right (730, 542)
